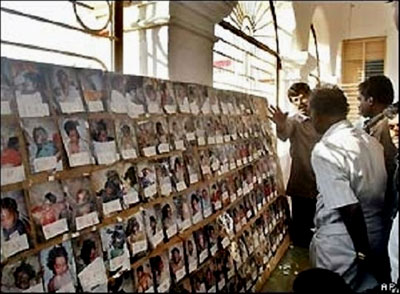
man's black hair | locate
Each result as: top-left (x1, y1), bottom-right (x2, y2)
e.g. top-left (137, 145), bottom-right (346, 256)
top-left (309, 86), bottom-right (349, 118)
top-left (358, 75), bottom-right (394, 106)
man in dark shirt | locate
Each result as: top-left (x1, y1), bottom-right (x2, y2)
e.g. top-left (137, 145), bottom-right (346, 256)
top-left (269, 82), bottom-right (321, 247)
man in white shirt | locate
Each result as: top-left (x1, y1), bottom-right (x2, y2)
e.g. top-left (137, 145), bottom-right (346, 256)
top-left (308, 86), bottom-right (387, 292)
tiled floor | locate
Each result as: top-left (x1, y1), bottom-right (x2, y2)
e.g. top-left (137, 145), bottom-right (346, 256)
top-left (261, 245), bottom-right (311, 292)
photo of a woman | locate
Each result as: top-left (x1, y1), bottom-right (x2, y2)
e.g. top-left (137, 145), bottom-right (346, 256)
top-left (143, 78), bottom-right (162, 114)
top-left (134, 262), bottom-right (154, 293)
top-left (154, 118), bottom-right (170, 154)
top-left (160, 80), bottom-right (176, 114)
top-left (150, 252), bottom-right (171, 293)
top-left (161, 202), bottom-right (177, 239)
top-left (90, 118), bottom-right (118, 165)
top-left (115, 119), bottom-right (138, 159)
top-left (174, 83), bottom-right (190, 113)
top-left (125, 213), bottom-right (147, 261)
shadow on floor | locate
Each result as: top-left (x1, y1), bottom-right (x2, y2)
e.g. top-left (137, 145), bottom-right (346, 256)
top-left (261, 244), bottom-right (311, 293)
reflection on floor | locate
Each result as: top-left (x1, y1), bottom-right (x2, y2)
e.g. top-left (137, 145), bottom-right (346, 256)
top-left (261, 244), bottom-right (311, 293)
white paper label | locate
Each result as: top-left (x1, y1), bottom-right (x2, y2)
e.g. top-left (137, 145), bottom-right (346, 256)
top-left (176, 181), bottom-right (187, 192)
top-left (230, 161), bottom-right (236, 170)
top-left (211, 104), bottom-right (220, 114)
top-left (166, 225), bottom-right (177, 238)
top-left (249, 183), bottom-right (254, 191)
top-left (263, 256), bottom-right (268, 264)
top-left (228, 269), bottom-right (234, 279)
top-left (186, 132), bottom-right (195, 141)
top-left (151, 231), bottom-right (163, 247)
top-left (161, 183), bottom-right (172, 196)
top-left (43, 218), bottom-right (68, 240)
top-left (158, 143), bottom-right (170, 153)
top-left (76, 211), bottom-right (99, 231)
top-left (241, 218), bottom-right (247, 226)
top-left (97, 151), bottom-right (117, 165)
top-left (218, 279), bottom-right (226, 290)
top-left (1, 101), bottom-right (11, 115)
top-left (60, 101), bottom-right (84, 113)
top-left (78, 257), bottom-right (107, 292)
top-left (17, 96), bottom-right (49, 117)
top-left (132, 240), bottom-right (147, 255)
top-left (243, 157), bottom-right (248, 165)
top-left (222, 237), bottom-right (230, 249)
top-left (204, 207), bottom-right (212, 218)
top-left (216, 135), bottom-right (223, 144)
top-left (198, 137), bottom-right (205, 146)
top-left (258, 177), bottom-right (262, 184)
top-left (110, 251), bottom-right (130, 272)
top-left (192, 212), bottom-right (202, 224)
top-left (222, 164), bottom-right (229, 174)
top-left (103, 199), bottom-right (122, 216)
top-left (144, 184), bottom-right (157, 198)
top-left (68, 153), bottom-right (91, 168)
top-left (237, 188), bottom-right (243, 196)
top-left (148, 103), bottom-right (161, 114)
top-left (180, 219), bottom-right (191, 231)
top-left (2, 233), bottom-right (29, 258)
top-left (180, 102), bottom-right (190, 114)
top-left (211, 245), bottom-right (218, 256)
top-left (175, 140), bottom-right (185, 150)
top-left (257, 203), bottom-right (262, 211)
top-left (190, 102), bottom-right (199, 114)
top-left (158, 279), bottom-right (170, 293)
top-left (246, 211), bottom-right (252, 219)
top-left (87, 100), bottom-right (104, 112)
top-left (230, 193), bottom-right (237, 202)
top-left (189, 173), bottom-right (198, 184)
top-left (176, 268), bottom-right (185, 282)
top-left (1, 165), bottom-right (25, 186)
top-left (164, 104), bottom-right (176, 114)
top-left (214, 200), bottom-right (222, 210)
top-left (23, 283), bottom-right (44, 293)
top-left (222, 191), bottom-right (229, 202)
top-left (202, 165), bottom-right (211, 175)
top-left (33, 156), bottom-right (57, 172)
top-left (143, 146), bottom-right (156, 157)
top-left (236, 159), bottom-right (242, 166)
top-left (121, 148), bottom-right (137, 159)
top-left (224, 135), bottom-right (231, 142)
top-left (124, 190), bottom-right (140, 206)
top-left (209, 286), bottom-right (216, 293)
top-left (189, 261), bottom-right (197, 273)
top-left (199, 250), bottom-right (208, 263)
top-left (211, 162), bottom-right (219, 171)
top-left (57, 281), bottom-right (75, 293)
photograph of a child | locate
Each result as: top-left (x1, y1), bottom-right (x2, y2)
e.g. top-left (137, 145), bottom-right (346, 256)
top-left (9, 59), bottom-right (50, 118)
top-left (59, 116), bottom-right (92, 167)
top-left (192, 272), bottom-right (206, 293)
top-left (168, 116), bottom-right (186, 151)
top-left (100, 223), bottom-right (131, 276)
top-left (154, 118), bottom-right (170, 154)
top-left (194, 116), bottom-right (206, 146)
top-left (125, 212), bottom-right (148, 261)
top-left (1, 190), bottom-right (31, 260)
top-left (150, 252), bottom-right (171, 293)
top-left (174, 82), bottom-right (190, 114)
top-left (49, 65), bottom-right (85, 114)
top-left (120, 162), bottom-right (141, 207)
top-left (205, 116), bottom-right (216, 145)
top-left (199, 149), bottom-right (211, 178)
top-left (184, 234), bottom-right (198, 274)
top-left (137, 120), bottom-right (157, 157)
top-left (204, 263), bottom-right (216, 293)
top-left (22, 118), bottom-right (63, 173)
top-left (1, 121), bottom-right (25, 186)
top-left (160, 80), bottom-right (177, 114)
top-left (187, 84), bottom-right (200, 115)
top-left (92, 169), bottom-right (123, 213)
top-left (115, 118), bottom-right (138, 160)
top-left (169, 243), bottom-right (185, 282)
top-left (183, 150), bottom-right (200, 184)
top-left (210, 182), bottom-right (222, 212)
top-left (143, 78), bottom-right (162, 114)
top-left (62, 177), bottom-right (99, 231)
top-left (137, 162), bottom-right (158, 199)
top-left (170, 155), bottom-right (187, 192)
top-left (199, 86), bottom-right (211, 115)
top-left (1, 58), bottom-right (15, 115)
top-left (133, 261), bottom-right (154, 293)
top-left (209, 87), bottom-right (220, 115)
top-left (29, 181), bottom-right (70, 242)
top-left (194, 229), bottom-right (209, 264)
top-left (219, 178), bottom-right (231, 207)
top-left (173, 195), bottom-right (192, 232)
top-left (160, 201), bottom-right (178, 240)
top-left (144, 206), bottom-right (164, 249)
top-left (198, 185), bottom-right (212, 218)
top-left (77, 68), bottom-right (106, 112)
top-left (125, 75), bottom-right (147, 117)
top-left (209, 148), bottom-right (221, 174)
top-left (108, 73), bottom-right (128, 114)
top-left (156, 159), bottom-right (173, 197)
top-left (1, 254), bottom-right (43, 292)
top-left (72, 232), bottom-right (107, 292)
top-left (89, 118), bottom-right (118, 165)
top-left (183, 116), bottom-right (196, 143)
top-left (41, 241), bottom-right (77, 292)
top-left (189, 191), bottom-right (203, 224)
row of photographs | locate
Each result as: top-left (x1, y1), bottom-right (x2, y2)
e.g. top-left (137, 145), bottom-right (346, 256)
top-left (1, 156), bottom-right (280, 261)
top-left (1, 113), bottom-right (272, 185)
top-left (1, 57), bottom-right (260, 118)
top-left (1, 195), bottom-right (288, 293)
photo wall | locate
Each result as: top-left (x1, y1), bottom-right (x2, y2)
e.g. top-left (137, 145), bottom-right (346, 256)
top-left (1, 57), bottom-right (289, 293)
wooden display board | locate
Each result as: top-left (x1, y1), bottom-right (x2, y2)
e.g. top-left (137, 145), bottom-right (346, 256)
top-left (0, 56), bottom-right (289, 293)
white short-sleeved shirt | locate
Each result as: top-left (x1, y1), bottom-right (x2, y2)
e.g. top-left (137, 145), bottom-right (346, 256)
top-left (311, 120), bottom-right (387, 239)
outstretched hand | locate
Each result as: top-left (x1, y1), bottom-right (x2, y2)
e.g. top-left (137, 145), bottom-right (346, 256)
top-left (268, 105), bottom-right (288, 127)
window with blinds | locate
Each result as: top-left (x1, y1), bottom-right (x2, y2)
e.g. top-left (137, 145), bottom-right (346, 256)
top-left (341, 37), bottom-right (386, 122)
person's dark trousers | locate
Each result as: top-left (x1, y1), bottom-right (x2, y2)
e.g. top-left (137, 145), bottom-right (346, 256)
top-left (289, 196), bottom-right (316, 248)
